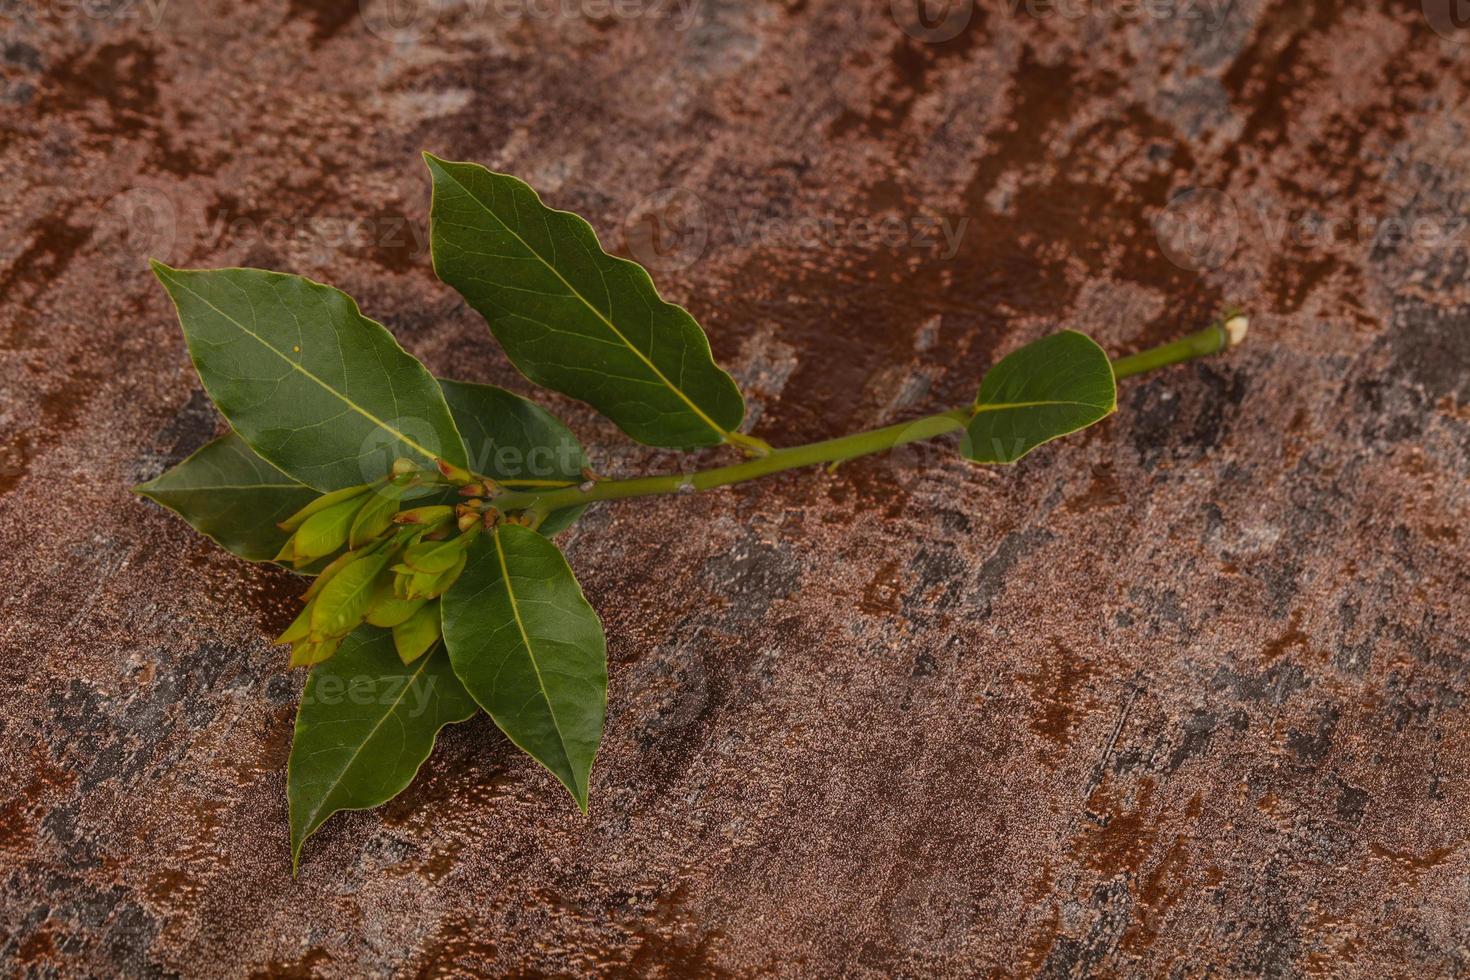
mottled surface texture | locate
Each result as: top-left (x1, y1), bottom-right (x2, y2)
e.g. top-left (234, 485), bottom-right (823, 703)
top-left (2, 1), bottom-right (1468, 976)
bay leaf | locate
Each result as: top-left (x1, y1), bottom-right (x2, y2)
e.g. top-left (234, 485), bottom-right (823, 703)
top-left (151, 262), bottom-right (467, 491)
top-left (392, 600), bottom-right (441, 665)
top-left (310, 551), bottom-right (391, 641)
top-left (425, 155), bottom-right (744, 449)
top-left (288, 628), bottom-right (476, 870)
top-left (441, 524), bottom-right (607, 810)
top-left (134, 431), bottom-right (318, 562)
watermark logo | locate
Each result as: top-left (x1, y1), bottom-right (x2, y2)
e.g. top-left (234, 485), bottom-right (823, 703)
top-left (359, 0), bottom-right (440, 43)
top-left (3, 0), bottom-right (171, 29)
top-left (890, 0), bottom-right (976, 42)
top-left (623, 187), bottom-right (711, 274)
top-left (1001, 0), bottom-right (1234, 31)
top-left (1154, 187), bottom-right (1240, 272)
top-left (358, 418), bottom-right (454, 484)
top-left (359, 0), bottom-right (702, 42)
top-left (1423, 0), bottom-right (1470, 42)
top-left (622, 187), bottom-right (970, 272)
top-left (97, 186), bottom-right (178, 261)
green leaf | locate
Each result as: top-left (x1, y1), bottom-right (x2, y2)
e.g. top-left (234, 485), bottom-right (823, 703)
top-left (150, 262), bottom-right (467, 491)
top-left (288, 628), bottom-right (477, 870)
top-left (962, 330), bottom-right (1117, 464)
top-left (424, 154), bottom-right (744, 449)
top-left (134, 431), bottom-right (318, 562)
top-left (279, 483), bottom-right (372, 532)
top-left (311, 551), bottom-right (391, 641)
top-left (438, 379), bottom-right (587, 535)
top-left (392, 600), bottom-right (441, 665)
top-left (441, 524), bottom-right (607, 810)
top-left (364, 583), bottom-right (426, 628)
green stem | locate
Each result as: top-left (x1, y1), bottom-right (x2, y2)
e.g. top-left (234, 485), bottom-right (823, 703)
top-left (491, 317), bottom-right (1247, 517)
top-left (1111, 315), bottom-right (1245, 380)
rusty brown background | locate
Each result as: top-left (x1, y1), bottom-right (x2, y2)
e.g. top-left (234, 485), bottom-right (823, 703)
top-left (3, 0), bottom-right (1469, 975)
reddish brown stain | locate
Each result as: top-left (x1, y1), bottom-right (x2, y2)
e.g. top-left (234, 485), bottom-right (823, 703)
top-left (4, 2), bottom-right (1469, 976)
top-left (1016, 644), bottom-right (1097, 755)
top-left (1080, 778), bottom-right (1159, 877)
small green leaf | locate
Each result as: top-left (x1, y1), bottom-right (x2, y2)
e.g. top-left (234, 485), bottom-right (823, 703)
top-left (962, 330), bottom-right (1117, 464)
top-left (134, 431), bottom-right (318, 562)
top-left (150, 263), bottom-right (467, 491)
top-left (403, 535), bottom-right (468, 574)
top-left (365, 583), bottom-right (426, 628)
top-left (349, 482), bottom-right (413, 549)
top-left (425, 155), bottom-right (744, 449)
top-left (276, 599), bottom-right (316, 646)
top-left (279, 483), bottom-right (373, 532)
top-left (290, 634), bottom-right (342, 668)
top-left (310, 551), bottom-right (391, 642)
top-left (438, 379), bottom-right (588, 534)
top-left (291, 495), bottom-right (369, 561)
top-left (442, 524), bottom-right (607, 810)
top-left (393, 600), bottom-right (441, 665)
top-left (289, 628), bottom-right (477, 870)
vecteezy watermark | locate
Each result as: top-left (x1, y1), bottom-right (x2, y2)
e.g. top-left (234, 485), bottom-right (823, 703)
top-left (358, 0), bottom-right (702, 44)
top-left (200, 208), bottom-right (427, 265)
top-left (622, 187), bottom-right (970, 273)
top-left (1154, 187), bottom-right (1241, 272)
top-left (96, 186), bottom-right (179, 260)
top-left (889, 0), bottom-right (978, 42)
top-left (1, 0), bottom-right (170, 28)
top-left (1153, 184), bottom-right (1470, 272)
top-left (888, 0), bottom-right (1233, 41)
top-left (302, 671), bottom-right (445, 716)
top-left (94, 185), bottom-right (430, 268)
top-left (1002, 0), bottom-right (1234, 31)
top-left (1423, 0), bottom-right (1470, 42)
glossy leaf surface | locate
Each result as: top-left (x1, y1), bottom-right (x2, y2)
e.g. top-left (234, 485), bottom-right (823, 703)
top-left (441, 524), bottom-right (607, 809)
top-left (962, 330), bottom-right (1116, 464)
top-left (438, 379), bottom-right (588, 534)
top-left (425, 155), bottom-right (744, 448)
top-left (151, 262), bottom-right (466, 491)
top-left (288, 628), bottom-right (476, 869)
top-left (134, 431), bottom-right (317, 562)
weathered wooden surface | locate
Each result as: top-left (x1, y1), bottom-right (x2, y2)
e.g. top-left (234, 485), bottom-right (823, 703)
top-left (2, 1), bottom-right (1469, 975)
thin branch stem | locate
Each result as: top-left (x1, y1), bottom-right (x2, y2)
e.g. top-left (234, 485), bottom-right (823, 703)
top-left (490, 316), bottom-right (1248, 518)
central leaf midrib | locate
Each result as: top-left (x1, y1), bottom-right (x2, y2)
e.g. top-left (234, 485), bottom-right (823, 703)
top-left (973, 398), bottom-right (1113, 413)
top-left (493, 526), bottom-right (576, 780)
top-left (435, 166), bottom-right (728, 443)
top-left (142, 483), bottom-right (305, 492)
top-left (158, 269), bottom-right (445, 470)
top-left (297, 653), bottom-right (434, 838)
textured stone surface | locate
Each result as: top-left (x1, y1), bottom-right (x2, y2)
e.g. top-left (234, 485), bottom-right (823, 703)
top-left (3, 1), bottom-right (1469, 975)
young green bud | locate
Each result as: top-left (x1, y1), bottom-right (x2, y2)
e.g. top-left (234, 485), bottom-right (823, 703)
top-left (291, 494), bottom-right (371, 561)
top-left (364, 580), bottom-right (427, 628)
top-left (309, 552), bottom-right (391, 641)
top-left (277, 483), bottom-right (373, 532)
top-left (435, 458), bottom-right (475, 484)
top-left (402, 534), bottom-right (468, 574)
top-left (391, 457), bottom-right (418, 477)
top-left (393, 505), bottom-right (454, 526)
top-left (391, 600), bottom-right (441, 665)
top-left (289, 634), bottom-right (342, 669)
top-left (348, 487), bottom-right (404, 549)
top-left (275, 599), bottom-right (316, 646)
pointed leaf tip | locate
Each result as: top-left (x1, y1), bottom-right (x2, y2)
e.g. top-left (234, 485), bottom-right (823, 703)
top-left (442, 525), bottom-right (607, 811)
top-left (288, 629), bottom-right (476, 870)
top-left (425, 157), bottom-right (744, 448)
